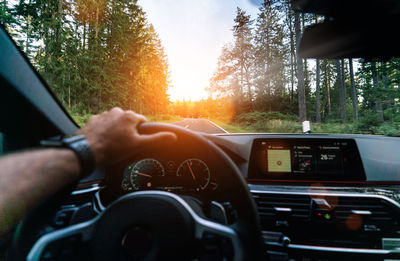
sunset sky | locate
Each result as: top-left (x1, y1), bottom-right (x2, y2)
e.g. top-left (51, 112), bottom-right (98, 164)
top-left (138, 0), bottom-right (260, 101)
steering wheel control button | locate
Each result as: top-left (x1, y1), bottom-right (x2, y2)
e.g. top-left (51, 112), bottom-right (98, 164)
top-left (53, 208), bottom-right (75, 227)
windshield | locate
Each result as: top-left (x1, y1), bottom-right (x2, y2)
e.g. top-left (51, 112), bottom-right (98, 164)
top-left (2, 0), bottom-right (400, 135)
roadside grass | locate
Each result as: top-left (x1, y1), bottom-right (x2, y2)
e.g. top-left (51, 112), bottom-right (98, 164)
top-left (210, 119), bottom-right (257, 133)
top-left (226, 112), bottom-right (400, 136)
top-left (145, 114), bottom-right (183, 123)
top-left (68, 110), bottom-right (400, 136)
top-left (69, 111), bottom-right (93, 127)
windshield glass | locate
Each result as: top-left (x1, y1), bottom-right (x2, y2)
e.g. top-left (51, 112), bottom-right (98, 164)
top-left (3, 0), bottom-right (400, 135)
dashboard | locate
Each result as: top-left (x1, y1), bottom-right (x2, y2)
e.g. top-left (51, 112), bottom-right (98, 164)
top-left (101, 133), bottom-right (400, 260)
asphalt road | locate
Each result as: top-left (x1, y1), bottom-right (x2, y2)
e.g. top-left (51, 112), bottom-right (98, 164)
top-left (172, 119), bottom-right (228, 134)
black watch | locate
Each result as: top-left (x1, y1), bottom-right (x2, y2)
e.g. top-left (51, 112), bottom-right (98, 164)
top-left (40, 135), bottom-right (95, 178)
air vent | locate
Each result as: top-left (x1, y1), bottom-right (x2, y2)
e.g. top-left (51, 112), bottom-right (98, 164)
top-left (332, 197), bottom-right (399, 232)
top-left (252, 191), bottom-right (400, 249)
top-left (252, 192), bottom-right (311, 229)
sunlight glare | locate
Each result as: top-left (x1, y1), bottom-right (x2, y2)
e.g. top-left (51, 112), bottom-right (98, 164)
top-left (139, 0), bottom-right (259, 102)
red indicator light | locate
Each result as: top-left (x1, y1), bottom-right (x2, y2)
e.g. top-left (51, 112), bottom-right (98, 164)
top-left (344, 157), bottom-right (347, 163)
top-left (318, 213), bottom-right (322, 216)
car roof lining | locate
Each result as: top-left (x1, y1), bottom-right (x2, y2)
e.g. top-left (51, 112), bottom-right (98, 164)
top-left (292, 0), bottom-right (400, 59)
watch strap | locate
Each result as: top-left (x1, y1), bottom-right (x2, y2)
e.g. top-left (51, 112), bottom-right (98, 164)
top-left (62, 135), bottom-right (95, 178)
top-left (41, 135), bottom-right (95, 178)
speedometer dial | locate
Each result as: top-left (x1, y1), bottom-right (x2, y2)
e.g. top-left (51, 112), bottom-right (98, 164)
top-left (125, 159), bottom-right (165, 191)
top-left (177, 159), bottom-right (210, 190)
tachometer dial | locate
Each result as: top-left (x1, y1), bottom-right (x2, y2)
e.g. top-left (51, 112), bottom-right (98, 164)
top-left (177, 159), bottom-right (210, 190)
top-left (121, 176), bottom-right (133, 192)
top-left (128, 159), bottom-right (165, 191)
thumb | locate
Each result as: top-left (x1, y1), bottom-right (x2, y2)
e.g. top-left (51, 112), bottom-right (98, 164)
top-left (137, 131), bottom-right (178, 148)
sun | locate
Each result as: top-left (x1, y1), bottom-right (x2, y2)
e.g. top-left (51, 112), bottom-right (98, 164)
top-left (167, 65), bottom-right (209, 101)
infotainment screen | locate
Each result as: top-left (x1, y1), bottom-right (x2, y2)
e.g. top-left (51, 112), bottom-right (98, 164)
top-left (248, 138), bottom-right (365, 181)
top-left (266, 146), bottom-right (291, 172)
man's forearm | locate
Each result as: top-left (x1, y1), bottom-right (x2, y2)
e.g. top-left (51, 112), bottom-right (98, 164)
top-left (0, 149), bottom-right (80, 236)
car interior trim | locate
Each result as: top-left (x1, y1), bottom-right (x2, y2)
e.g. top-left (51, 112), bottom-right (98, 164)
top-left (249, 189), bottom-right (400, 210)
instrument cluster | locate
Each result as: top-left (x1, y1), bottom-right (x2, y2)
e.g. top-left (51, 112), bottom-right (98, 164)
top-left (121, 158), bottom-right (217, 193)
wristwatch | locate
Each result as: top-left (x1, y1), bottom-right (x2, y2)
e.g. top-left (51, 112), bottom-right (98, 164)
top-left (40, 135), bottom-right (95, 178)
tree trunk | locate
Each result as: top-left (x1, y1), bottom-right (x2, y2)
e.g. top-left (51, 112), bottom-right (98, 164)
top-left (372, 62), bottom-right (384, 121)
top-left (52, 0), bottom-right (63, 67)
top-left (341, 59), bottom-right (347, 121)
top-left (315, 15), bottom-right (321, 122)
top-left (304, 58), bottom-right (310, 97)
top-left (295, 12), bottom-right (306, 122)
top-left (245, 67), bottom-right (254, 111)
top-left (380, 62), bottom-right (391, 119)
top-left (336, 60), bottom-right (346, 123)
top-left (56, 0), bottom-right (63, 45)
top-left (83, 23), bottom-right (86, 51)
top-left (290, 49), bottom-right (295, 100)
top-left (316, 59), bottom-right (321, 123)
top-left (287, 5), bottom-right (295, 101)
top-left (95, 6), bottom-right (99, 39)
top-left (326, 62), bottom-right (331, 115)
top-left (349, 58), bottom-right (358, 122)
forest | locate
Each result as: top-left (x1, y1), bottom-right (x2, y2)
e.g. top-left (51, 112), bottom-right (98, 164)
top-left (1, 0), bottom-right (400, 135)
top-left (1, 0), bottom-right (170, 116)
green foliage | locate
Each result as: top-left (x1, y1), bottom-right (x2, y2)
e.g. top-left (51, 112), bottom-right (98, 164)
top-left (236, 111), bottom-right (297, 124)
top-left (146, 114), bottom-right (182, 123)
top-left (67, 107), bottom-right (93, 126)
top-left (6, 0), bottom-right (171, 116)
top-left (233, 111), bottom-right (301, 133)
top-left (376, 122), bottom-right (400, 136)
top-left (355, 113), bottom-right (384, 133)
top-left (313, 123), bottom-right (355, 134)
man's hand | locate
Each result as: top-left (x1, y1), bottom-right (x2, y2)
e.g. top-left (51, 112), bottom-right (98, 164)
top-left (77, 108), bottom-right (177, 166)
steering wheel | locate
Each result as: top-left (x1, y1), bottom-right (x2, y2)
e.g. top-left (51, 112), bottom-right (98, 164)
top-left (12, 123), bottom-right (267, 261)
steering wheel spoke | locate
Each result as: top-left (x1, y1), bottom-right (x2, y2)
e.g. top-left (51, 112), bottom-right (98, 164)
top-left (27, 217), bottom-right (98, 261)
top-left (194, 215), bottom-right (243, 261)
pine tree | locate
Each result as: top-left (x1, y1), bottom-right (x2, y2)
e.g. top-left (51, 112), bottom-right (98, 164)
top-left (294, 12), bottom-right (306, 121)
top-left (253, 1), bottom-right (286, 111)
top-left (209, 8), bottom-right (255, 114)
top-left (349, 58), bottom-right (358, 121)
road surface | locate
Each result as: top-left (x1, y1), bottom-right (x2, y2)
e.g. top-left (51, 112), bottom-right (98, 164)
top-left (172, 119), bottom-right (228, 134)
